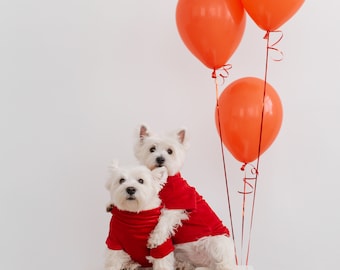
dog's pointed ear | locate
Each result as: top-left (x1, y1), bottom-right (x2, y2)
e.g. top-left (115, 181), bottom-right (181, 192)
top-left (105, 177), bottom-right (113, 190)
top-left (109, 159), bottom-right (119, 171)
top-left (177, 128), bottom-right (187, 145)
top-left (106, 160), bottom-right (119, 190)
top-left (152, 167), bottom-right (168, 186)
top-left (139, 124), bottom-right (150, 142)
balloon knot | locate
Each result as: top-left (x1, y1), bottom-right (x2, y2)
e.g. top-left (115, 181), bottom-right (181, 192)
top-left (211, 64), bottom-right (232, 84)
top-left (263, 31), bottom-right (270, 40)
top-left (241, 163), bottom-right (247, 171)
top-left (238, 163), bottom-right (259, 194)
top-left (211, 69), bottom-right (217, 79)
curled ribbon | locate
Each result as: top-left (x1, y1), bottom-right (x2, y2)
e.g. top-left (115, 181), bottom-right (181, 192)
top-left (238, 163), bottom-right (259, 265)
top-left (238, 163), bottom-right (259, 195)
top-left (211, 64), bottom-right (233, 84)
top-left (264, 30), bottom-right (284, 62)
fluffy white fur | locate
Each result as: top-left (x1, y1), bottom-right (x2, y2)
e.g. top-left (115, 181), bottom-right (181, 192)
top-left (134, 125), bottom-right (236, 270)
top-left (106, 161), bottom-right (167, 212)
top-left (105, 161), bottom-right (175, 270)
top-left (134, 124), bottom-right (189, 177)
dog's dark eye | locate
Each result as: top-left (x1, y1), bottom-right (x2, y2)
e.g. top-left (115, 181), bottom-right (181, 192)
top-left (150, 146), bottom-right (156, 153)
top-left (138, 178), bottom-right (144, 184)
top-left (167, 148), bottom-right (173, 155)
top-left (119, 178), bottom-right (125, 184)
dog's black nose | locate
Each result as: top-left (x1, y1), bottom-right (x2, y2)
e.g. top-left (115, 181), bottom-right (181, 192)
top-left (126, 187), bottom-right (136, 195)
top-left (156, 156), bottom-right (165, 165)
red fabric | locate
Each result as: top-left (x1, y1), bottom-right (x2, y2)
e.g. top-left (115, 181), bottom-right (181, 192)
top-left (159, 173), bottom-right (230, 244)
top-left (106, 206), bottom-right (174, 267)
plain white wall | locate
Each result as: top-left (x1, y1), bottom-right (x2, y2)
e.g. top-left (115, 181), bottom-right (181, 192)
top-left (1, 0), bottom-right (339, 269)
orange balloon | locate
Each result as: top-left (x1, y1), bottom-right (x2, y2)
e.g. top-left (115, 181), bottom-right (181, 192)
top-left (241, 0), bottom-right (304, 31)
top-left (176, 0), bottom-right (246, 70)
top-left (215, 77), bottom-right (283, 163)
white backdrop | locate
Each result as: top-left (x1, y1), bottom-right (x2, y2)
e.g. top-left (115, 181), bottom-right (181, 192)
top-left (1, 1), bottom-right (339, 270)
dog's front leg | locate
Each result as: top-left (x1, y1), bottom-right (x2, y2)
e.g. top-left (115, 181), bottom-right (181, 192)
top-left (147, 252), bottom-right (175, 270)
top-left (147, 209), bottom-right (188, 248)
top-left (105, 248), bottom-right (140, 270)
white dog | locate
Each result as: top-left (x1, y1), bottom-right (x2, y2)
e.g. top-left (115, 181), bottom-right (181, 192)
top-left (134, 125), bottom-right (236, 270)
top-left (105, 161), bottom-right (175, 270)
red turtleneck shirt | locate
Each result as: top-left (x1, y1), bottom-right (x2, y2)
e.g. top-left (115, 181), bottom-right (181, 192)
top-left (106, 206), bottom-right (174, 267)
top-left (158, 173), bottom-right (230, 244)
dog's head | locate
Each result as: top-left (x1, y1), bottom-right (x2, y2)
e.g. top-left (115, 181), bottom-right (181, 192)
top-left (105, 160), bottom-right (167, 213)
top-left (134, 125), bottom-right (189, 176)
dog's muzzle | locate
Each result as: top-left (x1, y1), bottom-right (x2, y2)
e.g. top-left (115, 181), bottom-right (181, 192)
top-left (126, 187), bottom-right (136, 200)
top-left (156, 156), bottom-right (165, 167)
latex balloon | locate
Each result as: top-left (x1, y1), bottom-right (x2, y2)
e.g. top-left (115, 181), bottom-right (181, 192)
top-left (176, 0), bottom-right (246, 70)
top-left (215, 77), bottom-right (283, 163)
top-left (241, 0), bottom-right (304, 31)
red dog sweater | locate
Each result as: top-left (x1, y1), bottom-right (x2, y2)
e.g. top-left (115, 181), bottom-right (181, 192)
top-left (158, 173), bottom-right (230, 244)
top-left (106, 206), bottom-right (174, 267)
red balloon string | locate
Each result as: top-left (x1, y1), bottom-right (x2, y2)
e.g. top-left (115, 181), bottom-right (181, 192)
top-left (214, 75), bottom-right (239, 265)
top-left (243, 30), bottom-right (284, 265)
top-left (215, 32), bottom-right (284, 266)
top-left (238, 163), bottom-right (258, 265)
top-left (211, 64), bottom-right (233, 85)
top-left (264, 30), bottom-right (284, 61)
top-left (238, 163), bottom-right (258, 195)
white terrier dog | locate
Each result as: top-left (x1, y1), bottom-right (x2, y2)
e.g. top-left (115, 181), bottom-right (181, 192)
top-left (134, 125), bottom-right (236, 270)
top-left (105, 161), bottom-right (175, 270)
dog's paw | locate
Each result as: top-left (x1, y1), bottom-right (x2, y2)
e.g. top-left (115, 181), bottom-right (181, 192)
top-left (106, 204), bottom-right (114, 212)
top-left (147, 237), bottom-right (158, 248)
top-left (122, 261), bottom-right (140, 270)
top-left (175, 261), bottom-right (195, 270)
top-left (147, 231), bottom-right (165, 248)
